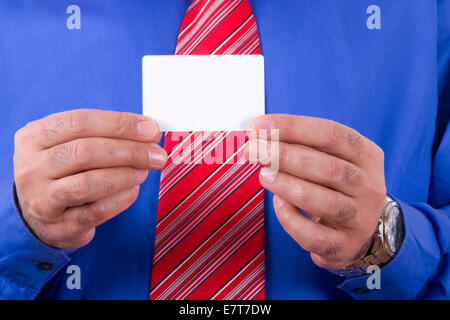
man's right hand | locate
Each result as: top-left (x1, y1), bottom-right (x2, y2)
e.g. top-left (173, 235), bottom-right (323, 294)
top-left (13, 109), bottom-right (167, 250)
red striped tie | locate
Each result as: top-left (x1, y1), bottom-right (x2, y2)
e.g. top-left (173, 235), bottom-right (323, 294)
top-left (150, 0), bottom-right (265, 300)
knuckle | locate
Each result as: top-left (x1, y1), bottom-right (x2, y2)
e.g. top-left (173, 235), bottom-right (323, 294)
top-left (51, 180), bottom-right (83, 204)
top-left (324, 242), bottom-right (344, 257)
top-left (47, 144), bottom-right (72, 168)
top-left (343, 165), bottom-right (363, 187)
top-left (41, 111), bottom-right (87, 142)
top-left (324, 158), bottom-right (342, 182)
top-left (72, 207), bottom-right (93, 227)
top-left (292, 147), bottom-right (311, 171)
top-left (72, 141), bottom-right (91, 165)
top-left (14, 164), bottom-right (35, 188)
top-left (67, 111), bottom-right (87, 134)
top-left (14, 126), bottom-right (29, 145)
top-left (336, 203), bottom-right (358, 224)
top-left (39, 118), bottom-right (59, 141)
top-left (88, 201), bottom-right (106, 220)
top-left (129, 143), bottom-right (142, 164)
top-left (347, 130), bottom-right (365, 155)
top-left (307, 234), bottom-right (327, 254)
top-left (324, 195), bottom-right (341, 215)
top-left (116, 113), bottom-right (130, 137)
top-left (72, 175), bottom-right (90, 202)
top-left (47, 140), bottom-right (91, 170)
top-left (15, 121), bottom-right (41, 146)
top-left (363, 180), bottom-right (386, 206)
top-left (26, 197), bottom-right (45, 216)
top-left (324, 123), bottom-right (343, 148)
top-left (307, 235), bottom-right (343, 257)
top-left (40, 115), bottom-right (66, 141)
top-left (50, 183), bottom-right (66, 202)
top-left (14, 128), bottom-right (26, 145)
top-left (103, 178), bottom-right (116, 193)
top-left (102, 141), bottom-right (118, 156)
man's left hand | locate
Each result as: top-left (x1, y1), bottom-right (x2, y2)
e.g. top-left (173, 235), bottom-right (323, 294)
top-left (246, 114), bottom-right (387, 270)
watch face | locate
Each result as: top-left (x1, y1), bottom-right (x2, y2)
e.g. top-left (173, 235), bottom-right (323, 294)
top-left (384, 205), bottom-right (404, 255)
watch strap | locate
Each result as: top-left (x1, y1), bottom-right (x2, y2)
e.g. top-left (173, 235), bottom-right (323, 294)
top-left (328, 195), bottom-right (400, 278)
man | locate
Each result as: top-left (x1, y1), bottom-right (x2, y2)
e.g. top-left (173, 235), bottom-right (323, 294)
top-left (0, 0), bottom-right (448, 299)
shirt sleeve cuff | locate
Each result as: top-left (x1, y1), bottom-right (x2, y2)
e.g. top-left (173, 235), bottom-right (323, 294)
top-left (0, 183), bottom-right (71, 299)
top-left (337, 197), bottom-right (441, 299)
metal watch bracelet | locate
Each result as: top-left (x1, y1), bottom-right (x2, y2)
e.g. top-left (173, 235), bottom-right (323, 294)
top-left (329, 195), bottom-right (404, 278)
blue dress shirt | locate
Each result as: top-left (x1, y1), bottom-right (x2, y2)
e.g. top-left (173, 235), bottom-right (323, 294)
top-left (0, 0), bottom-right (449, 299)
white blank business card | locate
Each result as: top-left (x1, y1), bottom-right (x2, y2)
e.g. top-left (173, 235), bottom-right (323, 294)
top-left (142, 55), bottom-right (265, 131)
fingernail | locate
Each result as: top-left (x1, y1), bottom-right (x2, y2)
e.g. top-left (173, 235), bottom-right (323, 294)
top-left (135, 169), bottom-right (148, 180)
top-left (256, 140), bottom-right (272, 165)
top-left (251, 117), bottom-right (275, 138)
top-left (149, 147), bottom-right (167, 167)
top-left (259, 167), bottom-right (277, 183)
top-left (273, 195), bottom-right (285, 209)
top-left (133, 184), bottom-right (140, 192)
top-left (137, 120), bottom-right (158, 137)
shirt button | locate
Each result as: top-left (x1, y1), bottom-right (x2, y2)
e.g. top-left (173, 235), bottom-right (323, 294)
top-left (353, 287), bottom-right (369, 294)
top-left (37, 262), bottom-right (53, 271)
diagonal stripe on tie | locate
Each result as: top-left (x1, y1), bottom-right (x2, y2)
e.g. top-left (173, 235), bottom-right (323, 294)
top-left (150, 0), bottom-right (264, 300)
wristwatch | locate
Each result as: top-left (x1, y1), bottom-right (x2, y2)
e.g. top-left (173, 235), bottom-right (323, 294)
top-left (329, 195), bottom-right (405, 277)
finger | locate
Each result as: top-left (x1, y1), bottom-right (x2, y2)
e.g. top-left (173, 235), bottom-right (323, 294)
top-left (29, 109), bottom-right (162, 149)
top-left (42, 226), bottom-right (96, 251)
top-left (44, 137), bottom-right (167, 178)
top-left (62, 185), bottom-right (140, 234)
top-left (260, 169), bottom-right (358, 227)
top-left (49, 167), bottom-right (148, 207)
top-left (251, 114), bottom-right (370, 164)
top-left (272, 195), bottom-right (346, 258)
top-left (246, 140), bottom-right (363, 196)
